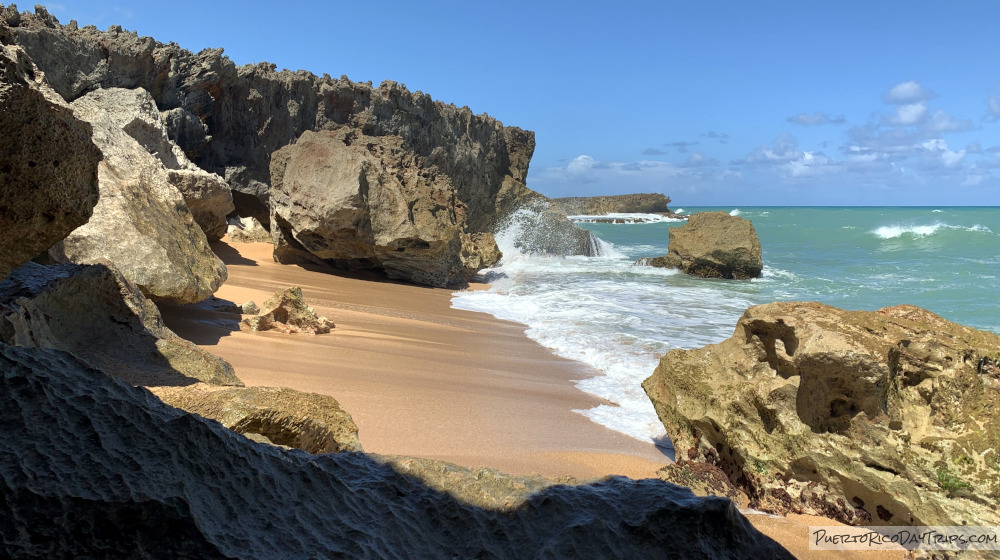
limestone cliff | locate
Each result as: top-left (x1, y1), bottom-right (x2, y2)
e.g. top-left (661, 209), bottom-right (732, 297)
top-left (1, 5), bottom-right (538, 235)
top-left (549, 193), bottom-right (677, 216)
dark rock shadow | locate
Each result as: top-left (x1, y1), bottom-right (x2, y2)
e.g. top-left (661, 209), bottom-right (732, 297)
top-left (209, 240), bottom-right (257, 266)
top-left (157, 298), bottom-right (241, 347)
top-left (0, 343), bottom-right (795, 559)
top-left (652, 434), bottom-right (677, 461)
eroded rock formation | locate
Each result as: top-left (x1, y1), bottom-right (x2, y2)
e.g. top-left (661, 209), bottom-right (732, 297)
top-left (0, 261), bottom-right (240, 386)
top-left (49, 87), bottom-right (227, 303)
top-left (269, 129), bottom-right (502, 286)
top-left (643, 301), bottom-right (1000, 527)
top-left (637, 211), bottom-right (762, 279)
top-left (549, 193), bottom-right (676, 216)
top-left (241, 286), bottom-right (334, 334)
top-left (227, 216), bottom-right (271, 243)
top-left (1, 342), bottom-right (792, 559)
top-left (150, 384), bottom-right (361, 453)
top-left (0, 44), bottom-right (100, 279)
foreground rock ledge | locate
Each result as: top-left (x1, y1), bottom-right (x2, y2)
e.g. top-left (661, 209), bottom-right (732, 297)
top-left (643, 301), bottom-right (1000, 527)
top-left (1, 342), bottom-right (792, 559)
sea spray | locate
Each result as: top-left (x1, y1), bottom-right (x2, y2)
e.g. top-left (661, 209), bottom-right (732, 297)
top-left (454, 206), bottom-right (1000, 444)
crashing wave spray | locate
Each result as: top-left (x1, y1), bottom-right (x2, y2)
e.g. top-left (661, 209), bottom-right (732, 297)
top-left (493, 200), bottom-right (607, 258)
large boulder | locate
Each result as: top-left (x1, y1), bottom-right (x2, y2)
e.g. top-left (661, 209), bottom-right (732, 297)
top-left (0, 261), bottom-right (240, 386)
top-left (643, 301), bottom-right (1000, 527)
top-left (0, 44), bottom-right (101, 279)
top-left (0, 342), bottom-right (792, 558)
top-left (270, 128), bottom-right (502, 287)
top-left (73, 87), bottom-right (234, 240)
top-left (150, 384), bottom-right (362, 453)
top-left (226, 216), bottom-right (272, 243)
top-left (638, 212), bottom-right (761, 279)
top-left (49, 87), bottom-right (227, 303)
top-left (497, 200), bottom-right (601, 256)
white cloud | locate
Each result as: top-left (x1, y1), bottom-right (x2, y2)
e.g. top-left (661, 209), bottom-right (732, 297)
top-left (883, 81), bottom-right (935, 105)
top-left (887, 103), bottom-right (928, 126)
top-left (923, 110), bottom-right (972, 134)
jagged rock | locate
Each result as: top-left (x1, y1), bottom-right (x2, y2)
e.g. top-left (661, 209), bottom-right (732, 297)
top-left (0, 261), bottom-right (240, 386)
top-left (150, 384), bottom-right (361, 453)
top-left (549, 193), bottom-right (677, 215)
top-left (637, 212), bottom-right (762, 279)
top-left (241, 286), bottom-right (333, 334)
top-left (0, 342), bottom-right (792, 558)
top-left (0, 45), bottom-right (101, 279)
top-left (270, 129), bottom-right (502, 286)
top-left (3, 14), bottom-right (542, 238)
top-left (48, 87), bottom-right (227, 303)
top-left (643, 301), bottom-right (1000, 527)
top-left (226, 216), bottom-right (271, 243)
top-left (63, 87), bottom-right (233, 240)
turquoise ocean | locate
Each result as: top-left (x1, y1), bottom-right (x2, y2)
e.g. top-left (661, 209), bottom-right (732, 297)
top-left (451, 206), bottom-right (1000, 446)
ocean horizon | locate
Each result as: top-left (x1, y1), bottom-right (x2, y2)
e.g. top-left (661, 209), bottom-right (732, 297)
top-left (452, 205), bottom-right (1000, 445)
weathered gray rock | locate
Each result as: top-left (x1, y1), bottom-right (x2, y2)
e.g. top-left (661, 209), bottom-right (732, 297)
top-left (0, 261), bottom-right (240, 386)
top-left (226, 215), bottom-right (271, 243)
top-left (241, 286), bottom-right (333, 334)
top-left (3, 12), bottom-right (541, 237)
top-left (0, 44), bottom-right (101, 279)
top-left (549, 193), bottom-right (677, 215)
top-left (270, 129), bottom-right (502, 286)
top-left (49, 87), bottom-right (227, 303)
top-left (151, 383), bottom-right (362, 454)
top-left (637, 212), bottom-right (762, 279)
top-left (61, 87), bottom-right (234, 241)
top-left (498, 200), bottom-right (601, 256)
top-left (644, 301), bottom-right (1000, 527)
top-left (0, 341), bottom-right (792, 559)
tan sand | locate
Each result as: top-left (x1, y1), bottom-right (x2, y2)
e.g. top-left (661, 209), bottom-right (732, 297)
top-left (161, 239), bottom-right (670, 480)
top-left (162, 240), bottom-right (908, 558)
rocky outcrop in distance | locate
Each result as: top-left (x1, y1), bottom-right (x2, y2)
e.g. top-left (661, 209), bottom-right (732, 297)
top-left (241, 286), bottom-right (334, 334)
top-left (1, 342), bottom-right (792, 559)
top-left (549, 192), bottom-right (677, 216)
top-left (0, 261), bottom-right (241, 386)
top-left (269, 129), bottom-right (502, 286)
top-left (0, 44), bottom-right (100, 279)
top-left (637, 211), bottom-right (762, 279)
top-left (48, 86), bottom-right (228, 303)
top-left (643, 301), bottom-right (1000, 528)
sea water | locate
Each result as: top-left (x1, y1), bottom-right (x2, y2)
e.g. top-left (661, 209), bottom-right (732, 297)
top-left (451, 207), bottom-right (1000, 445)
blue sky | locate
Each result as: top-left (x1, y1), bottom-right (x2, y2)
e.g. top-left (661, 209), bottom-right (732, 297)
top-left (41, 1), bottom-right (1000, 205)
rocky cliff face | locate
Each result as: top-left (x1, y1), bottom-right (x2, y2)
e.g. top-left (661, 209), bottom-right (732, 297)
top-left (643, 301), bottom-right (1000, 527)
top-left (549, 193), bottom-right (674, 215)
top-left (0, 44), bottom-right (100, 278)
top-left (1, 6), bottom-right (537, 234)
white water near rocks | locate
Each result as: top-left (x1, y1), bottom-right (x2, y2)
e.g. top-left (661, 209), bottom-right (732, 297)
top-left (453, 206), bottom-right (1000, 445)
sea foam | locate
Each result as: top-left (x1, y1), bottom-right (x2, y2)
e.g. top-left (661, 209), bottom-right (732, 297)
top-left (871, 223), bottom-right (992, 239)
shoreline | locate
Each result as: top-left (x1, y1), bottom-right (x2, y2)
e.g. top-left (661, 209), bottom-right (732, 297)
top-left (161, 239), bottom-right (907, 559)
top-left (161, 239), bottom-right (670, 480)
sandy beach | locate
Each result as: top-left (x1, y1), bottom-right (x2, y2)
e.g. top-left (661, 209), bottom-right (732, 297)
top-left (161, 239), bottom-right (671, 480)
top-left (160, 239), bottom-right (907, 559)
